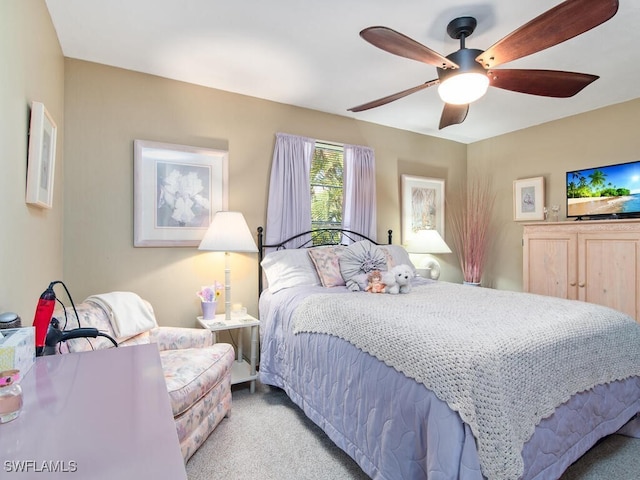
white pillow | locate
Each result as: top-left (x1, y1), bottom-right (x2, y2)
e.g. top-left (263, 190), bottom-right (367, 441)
top-left (261, 249), bottom-right (321, 293)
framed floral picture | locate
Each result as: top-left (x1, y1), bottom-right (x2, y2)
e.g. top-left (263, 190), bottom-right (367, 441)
top-left (26, 102), bottom-right (57, 209)
top-left (513, 176), bottom-right (545, 221)
top-left (134, 140), bottom-right (228, 247)
top-left (401, 175), bottom-right (445, 243)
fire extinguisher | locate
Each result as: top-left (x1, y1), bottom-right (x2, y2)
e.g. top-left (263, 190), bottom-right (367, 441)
top-left (33, 282), bottom-right (57, 356)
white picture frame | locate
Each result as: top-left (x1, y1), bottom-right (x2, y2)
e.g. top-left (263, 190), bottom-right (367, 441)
top-left (134, 140), bottom-right (229, 247)
top-left (401, 175), bottom-right (445, 243)
top-left (513, 176), bottom-right (545, 221)
top-left (26, 102), bottom-right (57, 209)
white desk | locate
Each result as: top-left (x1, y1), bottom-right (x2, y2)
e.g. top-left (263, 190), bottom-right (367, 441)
top-left (0, 344), bottom-right (186, 479)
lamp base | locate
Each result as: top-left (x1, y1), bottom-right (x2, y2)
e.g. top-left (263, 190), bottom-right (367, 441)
top-left (224, 251), bottom-right (231, 321)
top-left (417, 257), bottom-right (441, 280)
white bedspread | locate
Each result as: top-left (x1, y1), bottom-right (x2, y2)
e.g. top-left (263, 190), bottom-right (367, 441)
top-left (293, 282), bottom-right (640, 480)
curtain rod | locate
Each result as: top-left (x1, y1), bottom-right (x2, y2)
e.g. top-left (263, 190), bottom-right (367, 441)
top-left (316, 139), bottom-right (344, 148)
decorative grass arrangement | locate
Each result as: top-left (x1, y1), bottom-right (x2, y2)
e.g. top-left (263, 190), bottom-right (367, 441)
top-left (448, 175), bottom-right (496, 285)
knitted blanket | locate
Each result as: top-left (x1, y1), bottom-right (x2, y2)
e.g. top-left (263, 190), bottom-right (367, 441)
top-left (293, 282), bottom-right (640, 480)
top-left (85, 292), bottom-right (157, 341)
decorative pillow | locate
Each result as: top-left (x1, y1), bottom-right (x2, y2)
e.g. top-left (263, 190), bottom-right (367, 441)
top-left (308, 246), bottom-right (346, 287)
top-left (339, 240), bottom-right (388, 291)
top-left (379, 245), bottom-right (417, 273)
top-left (261, 249), bottom-right (321, 293)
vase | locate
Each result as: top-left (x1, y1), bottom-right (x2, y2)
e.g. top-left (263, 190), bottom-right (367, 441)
top-left (201, 301), bottom-right (217, 320)
top-left (463, 281), bottom-right (481, 287)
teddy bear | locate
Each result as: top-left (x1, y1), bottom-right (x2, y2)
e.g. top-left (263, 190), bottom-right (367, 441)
top-left (365, 270), bottom-right (386, 293)
top-left (382, 264), bottom-right (414, 294)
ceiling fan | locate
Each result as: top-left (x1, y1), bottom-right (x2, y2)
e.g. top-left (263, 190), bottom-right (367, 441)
top-left (348, 0), bottom-right (619, 130)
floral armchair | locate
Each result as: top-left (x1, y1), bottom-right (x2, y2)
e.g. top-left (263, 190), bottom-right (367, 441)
top-left (54, 297), bottom-right (234, 463)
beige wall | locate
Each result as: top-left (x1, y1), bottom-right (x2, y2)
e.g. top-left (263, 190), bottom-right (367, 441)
top-left (0, 0), bottom-right (64, 321)
top-left (63, 60), bottom-right (466, 327)
top-left (7, 1), bottom-right (640, 330)
top-left (468, 98), bottom-right (640, 291)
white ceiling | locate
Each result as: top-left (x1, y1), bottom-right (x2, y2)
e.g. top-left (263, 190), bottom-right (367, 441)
top-left (45, 0), bottom-right (640, 144)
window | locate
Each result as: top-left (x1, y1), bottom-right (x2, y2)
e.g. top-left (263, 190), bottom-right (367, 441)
top-left (310, 142), bottom-right (343, 233)
top-left (265, 133), bottom-right (375, 248)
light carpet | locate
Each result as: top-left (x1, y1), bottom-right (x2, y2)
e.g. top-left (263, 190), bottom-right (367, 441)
top-left (186, 381), bottom-right (640, 480)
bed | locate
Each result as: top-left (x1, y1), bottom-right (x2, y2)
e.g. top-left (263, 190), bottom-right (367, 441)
top-left (256, 227), bottom-right (640, 480)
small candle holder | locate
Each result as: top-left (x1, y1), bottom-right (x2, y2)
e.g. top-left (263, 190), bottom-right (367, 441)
top-left (230, 304), bottom-right (247, 319)
top-left (0, 370), bottom-right (23, 424)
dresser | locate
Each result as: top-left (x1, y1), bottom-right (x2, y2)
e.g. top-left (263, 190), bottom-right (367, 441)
top-left (523, 219), bottom-right (640, 321)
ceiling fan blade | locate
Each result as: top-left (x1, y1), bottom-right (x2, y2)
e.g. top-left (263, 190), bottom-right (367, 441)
top-left (360, 27), bottom-right (458, 69)
top-left (348, 80), bottom-right (439, 112)
top-left (439, 103), bottom-right (469, 130)
top-left (476, 0), bottom-right (619, 69)
top-left (488, 69), bottom-right (598, 97)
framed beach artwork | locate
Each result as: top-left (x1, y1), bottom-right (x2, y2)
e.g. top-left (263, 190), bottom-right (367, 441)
top-left (513, 176), bottom-right (545, 221)
top-left (26, 101), bottom-right (57, 209)
top-left (134, 140), bottom-right (228, 247)
top-left (401, 175), bottom-right (445, 243)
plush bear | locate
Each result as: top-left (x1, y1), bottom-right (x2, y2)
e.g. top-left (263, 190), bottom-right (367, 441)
top-left (382, 264), bottom-right (414, 294)
top-left (365, 270), bottom-right (386, 293)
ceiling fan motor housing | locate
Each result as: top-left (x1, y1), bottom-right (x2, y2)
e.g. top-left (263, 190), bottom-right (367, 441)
top-left (437, 48), bottom-right (489, 105)
top-left (437, 48), bottom-right (486, 82)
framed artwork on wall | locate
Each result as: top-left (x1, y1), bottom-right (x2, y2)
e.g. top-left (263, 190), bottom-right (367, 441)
top-left (401, 175), bottom-right (445, 243)
top-left (26, 101), bottom-right (57, 209)
top-left (513, 176), bottom-right (545, 221)
top-left (134, 140), bottom-right (229, 247)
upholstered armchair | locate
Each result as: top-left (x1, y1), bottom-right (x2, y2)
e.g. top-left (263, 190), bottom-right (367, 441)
top-left (54, 294), bottom-right (234, 462)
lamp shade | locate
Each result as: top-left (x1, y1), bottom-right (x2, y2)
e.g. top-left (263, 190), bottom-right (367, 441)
top-left (404, 229), bottom-right (452, 254)
top-left (198, 211), bottom-right (258, 252)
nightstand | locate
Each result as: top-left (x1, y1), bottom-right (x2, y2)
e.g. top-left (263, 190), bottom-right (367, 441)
top-left (197, 313), bottom-right (260, 393)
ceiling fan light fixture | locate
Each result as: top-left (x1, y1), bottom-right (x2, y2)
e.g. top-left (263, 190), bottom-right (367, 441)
top-left (438, 72), bottom-right (489, 105)
top-left (352, 2), bottom-right (619, 127)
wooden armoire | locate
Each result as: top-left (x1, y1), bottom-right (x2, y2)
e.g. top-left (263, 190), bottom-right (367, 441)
top-left (522, 219), bottom-right (640, 321)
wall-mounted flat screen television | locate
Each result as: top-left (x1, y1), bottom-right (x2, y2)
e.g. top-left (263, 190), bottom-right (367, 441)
top-left (567, 160), bottom-right (640, 219)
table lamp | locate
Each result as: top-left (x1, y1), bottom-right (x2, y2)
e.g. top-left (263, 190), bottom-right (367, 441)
top-left (198, 211), bottom-right (258, 320)
top-left (404, 229), bottom-right (452, 280)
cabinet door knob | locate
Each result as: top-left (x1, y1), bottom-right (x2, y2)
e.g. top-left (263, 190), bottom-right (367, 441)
top-left (569, 282), bottom-right (577, 286)
top-left (578, 282), bottom-right (586, 288)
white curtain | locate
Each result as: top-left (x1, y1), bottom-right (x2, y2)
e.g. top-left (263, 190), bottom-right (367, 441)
top-left (342, 144), bottom-right (377, 241)
top-left (265, 132), bottom-right (315, 248)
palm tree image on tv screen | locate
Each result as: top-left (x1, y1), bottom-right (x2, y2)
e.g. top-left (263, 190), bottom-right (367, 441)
top-left (566, 160), bottom-right (640, 219)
